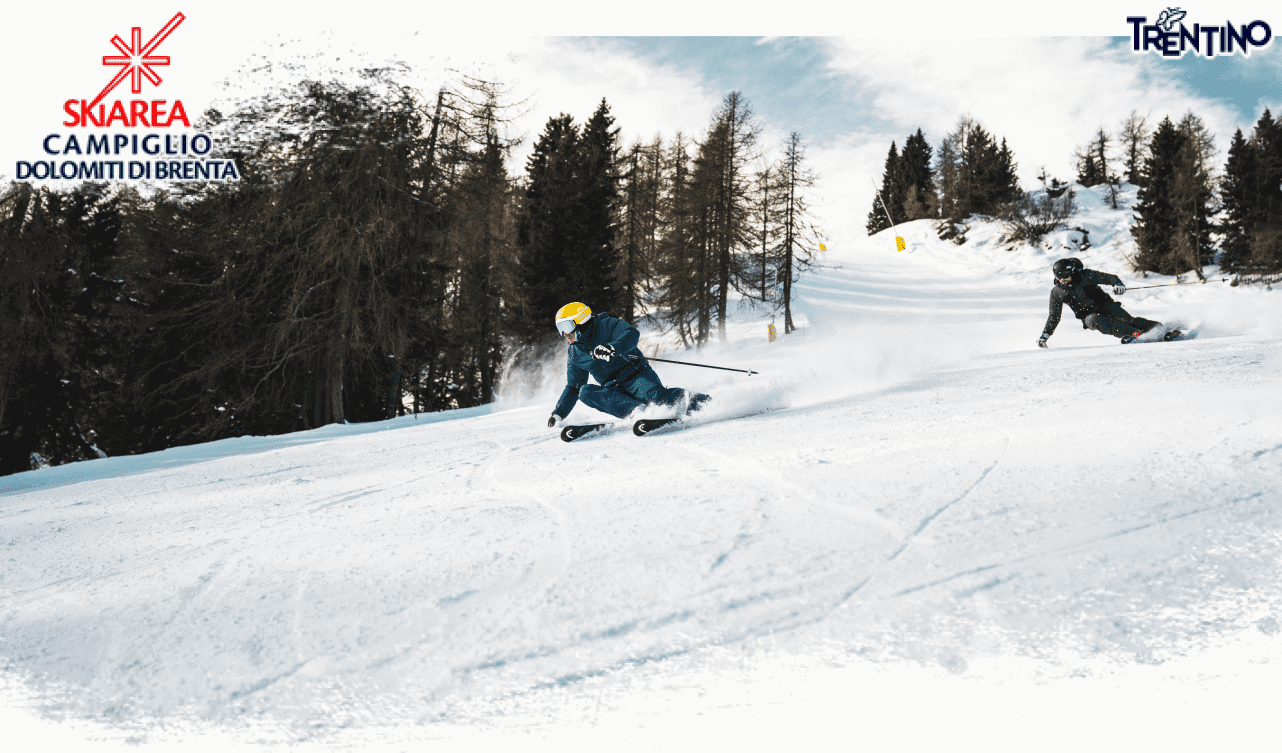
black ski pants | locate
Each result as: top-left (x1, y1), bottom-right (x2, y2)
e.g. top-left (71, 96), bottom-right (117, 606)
top-left (1083, 302), bottom-right (1161, 339)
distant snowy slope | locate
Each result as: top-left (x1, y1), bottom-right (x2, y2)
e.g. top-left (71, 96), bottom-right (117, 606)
top-left (2, 183), bottom-right (1281, 750)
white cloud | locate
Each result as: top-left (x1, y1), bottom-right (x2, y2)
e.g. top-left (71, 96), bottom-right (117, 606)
top-left (810, 37), bottom-right (1259, 245)
top-left (501, 39), bottom-right (722, 163)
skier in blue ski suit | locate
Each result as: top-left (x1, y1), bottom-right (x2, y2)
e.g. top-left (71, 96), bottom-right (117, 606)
top-left (548, 307), bottom-right (703, 425)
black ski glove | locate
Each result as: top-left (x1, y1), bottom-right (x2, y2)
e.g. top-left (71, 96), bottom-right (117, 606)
top-left (592, 343), bottom-right (616, 361)
top-left (548, 415), bottom-right (561, 428)
top-left (1038, 335), bottom-right (1048, 349)
top-left (1113, 284), bottom-right (1126, 295)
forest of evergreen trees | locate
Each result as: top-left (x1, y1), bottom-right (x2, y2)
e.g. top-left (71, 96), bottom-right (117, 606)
top-left (869, 110), bottom-right (1282, 281)
top-left (0, 70), bottom-right (823, 476)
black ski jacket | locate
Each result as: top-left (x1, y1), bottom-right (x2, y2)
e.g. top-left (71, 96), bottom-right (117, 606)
top-left (1042, 268), bottom-right (1123, 336)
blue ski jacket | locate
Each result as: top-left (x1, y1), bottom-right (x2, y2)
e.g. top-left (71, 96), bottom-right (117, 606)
top-left (553, 313), bottom-right (648, 418)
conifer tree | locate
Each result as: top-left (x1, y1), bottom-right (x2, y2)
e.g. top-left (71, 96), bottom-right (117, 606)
top-left (1219, 128), bottom-right (1256, 273)
top-left (707, 92), bottom-right (760, 341)
top-left (1076, 153), bottom-right (1102, 187)
top-left (618, 139), bottom-right (663, 322)
top-left (867, 142), bottom-right (899, 234)
top-left (1132, 116), bottom-right (1187, 274)
top-left (0, 184), bottom-right (120, 474)
top-left (516, 114), bottom-right (583, 336)
top-left (1118, 111), bottom-right (1149, 186)
top-left (654, 133), bottom-right (702, 347)
top-left (1220, 110), bottom-right (1282, 276)
top-left (745, 162), bottom-right (785, 306)
top-left (777, 132), bottom-right (824, 334)
top-left (994, 138), bottom-right (1021, 206)
top-left (933, 117), bottom-right (1019, 229)
top-left (932, 119), bottom-right (967, 224)
top-left (1168, 139), bottom-right (1215, 278)
top-left (579, 98), bottom-right (623, 315)
top-left (1248, 110), bottom-right (1282, 274)
top-left (897, 129), bottom-right (936, 221)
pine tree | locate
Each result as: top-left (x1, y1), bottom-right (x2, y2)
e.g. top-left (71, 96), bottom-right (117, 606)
top-left (777, 132), bottom-right (824, 335)
top-left (1118, 111), bottom-right (1149, 186)
top-left (1247, 110), bottom-right (1282, 274)
top-left (933, 117), bottom-right (1019, 228)
top-left (1172, 113), bottom-right (1218, 278)
top-left (745, 163), bottom-right (785, 306)
top-left (994, 138), bottom-right (1021, 206)
top-left (1168, 140), bottom-right (1215, 278)
top-left (933, 119), bottom-right (968, 224)
top-left (579, 98), bottom-right (623, 316)
top-left (1093, 128), bottom-right (1120, 209)
top-left (897, 129), bottom-right (935, 221)
top-left (0, 184), bottom-right (120, 474)
top-left (959, 127), bottom-right (1018, 217)
top-left (1219, 128), bottom-right (1256, 273)
top-left (1076, 152), bottom-right (1102, 186)
top-left (654, 133), bottom-right (702, 347)
top-left (1220, 109), bottom-right (1282, 276)
top-left (707, 92), bottom-right (760, 341)
top-left (618, 139), bottom-right (663, 322)
top-left (1132, 116), bottom-right (1187, 274)
top-left (516, 114), bottom-right (584, 337)
top-left (867, 142), bottom-right (899, 234)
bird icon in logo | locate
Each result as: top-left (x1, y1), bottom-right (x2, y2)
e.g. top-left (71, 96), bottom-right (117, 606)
top-left (1156, 7), bottom-right (1187, 31)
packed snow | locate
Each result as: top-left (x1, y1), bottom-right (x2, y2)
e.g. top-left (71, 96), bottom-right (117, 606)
top-left (3, 184), bottom-right (1281, 751)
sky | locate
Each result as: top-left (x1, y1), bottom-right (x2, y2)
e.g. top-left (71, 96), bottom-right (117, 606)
top-left (2, 1), bottom-right (1281, 244)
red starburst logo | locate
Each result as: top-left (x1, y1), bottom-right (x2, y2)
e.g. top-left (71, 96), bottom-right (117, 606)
top-left (88, 12), bottom-right (186, 110)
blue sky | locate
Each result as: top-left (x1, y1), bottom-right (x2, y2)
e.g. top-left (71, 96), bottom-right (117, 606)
top-left (539, 33), bottom-right (1282, 240)
top-left (1150, 40), bottom-right (1282, 123)
top-left (608, 38), bottom-right (871, 141)
top-left (610, 35), bottom-right (1282, 145)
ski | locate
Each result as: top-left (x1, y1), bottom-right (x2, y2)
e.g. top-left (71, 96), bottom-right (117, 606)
top-left (633, 406), bottom-right (782, 437)
top-left (560, 423), bottom-right (610, 442)
top-left (632, 417), bottom-right (682, 436)
top-left (1123, 328), bottom-right (1191, 344)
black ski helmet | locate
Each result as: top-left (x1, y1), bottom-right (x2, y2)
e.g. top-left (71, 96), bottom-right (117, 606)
top-left (1053, 257), bottom-right (1083, 281)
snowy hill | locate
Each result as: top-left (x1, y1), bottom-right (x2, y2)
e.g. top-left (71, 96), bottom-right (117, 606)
top-left (3, 184), bottom-right (1281, 751)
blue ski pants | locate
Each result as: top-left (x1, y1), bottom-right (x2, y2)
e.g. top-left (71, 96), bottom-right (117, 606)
top-left (577, 365), bottom-right (686, 419)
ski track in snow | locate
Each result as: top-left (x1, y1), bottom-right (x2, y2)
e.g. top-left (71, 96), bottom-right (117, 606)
top-left (2, 185), bottom-right (1282, 746)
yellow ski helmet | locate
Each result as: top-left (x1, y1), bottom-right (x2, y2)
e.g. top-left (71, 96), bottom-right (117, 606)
top-left (555, 302), bottom-right (592, 336)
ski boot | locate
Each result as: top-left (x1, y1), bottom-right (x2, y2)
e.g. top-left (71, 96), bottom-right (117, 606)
top-left (685, 393), bottom-right (711, 414)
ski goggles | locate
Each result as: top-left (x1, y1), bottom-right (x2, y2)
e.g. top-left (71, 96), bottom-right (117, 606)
top-left (556, 318), bottom-right (579, 336)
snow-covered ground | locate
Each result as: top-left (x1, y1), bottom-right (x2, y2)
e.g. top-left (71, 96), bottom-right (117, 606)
top-left (3, 184), bottom-right (1281, 751)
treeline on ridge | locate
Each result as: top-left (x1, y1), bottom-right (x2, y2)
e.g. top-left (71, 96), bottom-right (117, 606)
top-left (868, 110), bottom-right (1282, 281)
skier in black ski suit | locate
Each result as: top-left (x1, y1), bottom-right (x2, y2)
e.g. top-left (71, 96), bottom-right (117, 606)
top-left (1038, 257), bottom-right (1173, 347)
top-left (547, 302), bottom-right (709, 426)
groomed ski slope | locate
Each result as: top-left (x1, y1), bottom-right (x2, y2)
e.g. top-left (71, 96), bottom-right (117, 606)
top-left (3, 184), bottom-right (1282, 751)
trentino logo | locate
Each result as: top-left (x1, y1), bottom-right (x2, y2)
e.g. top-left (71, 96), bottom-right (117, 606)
top-left (16, 11), bottom-right (239, 182)
top-left (1127, 7), bottom-right (1273, 57)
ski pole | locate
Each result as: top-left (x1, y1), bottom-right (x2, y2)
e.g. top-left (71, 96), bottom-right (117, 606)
top-left (649, 357), bottom-right (757, 376)
top-left (1125, 277), bottom-right (1229, 290)
top-left (624, 354), bottom-right (757, 376)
